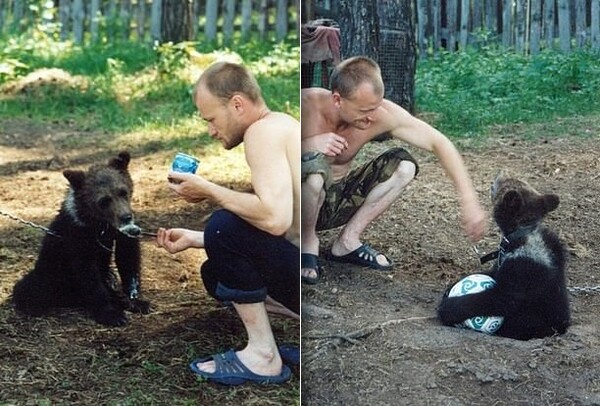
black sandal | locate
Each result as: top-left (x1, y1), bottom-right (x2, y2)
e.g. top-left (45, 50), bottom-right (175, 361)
top-left (326, 244), bottom-right (393, 271)
top-left (301, 253), bottom-right (323, 285)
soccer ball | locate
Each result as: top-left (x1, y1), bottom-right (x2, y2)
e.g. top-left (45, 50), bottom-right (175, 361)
top-left (448, 273), bottom-right (504, 334)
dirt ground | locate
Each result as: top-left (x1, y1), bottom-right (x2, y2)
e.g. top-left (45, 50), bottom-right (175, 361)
top-left (0, 119), bottom-right (299, 405)
top-left (302, 117), bottom-right (600, 405)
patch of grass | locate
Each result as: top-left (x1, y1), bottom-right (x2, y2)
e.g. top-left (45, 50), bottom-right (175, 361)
top-left (416, 47), bottom-right (600, 138)
top-left (0, 29), bottom-right (299, 154)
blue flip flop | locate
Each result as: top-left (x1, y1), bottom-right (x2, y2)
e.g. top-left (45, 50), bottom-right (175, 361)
top-left (278, 344), bottom-right (300, 366)
top-left (189, 349), bottom-right (292, 385)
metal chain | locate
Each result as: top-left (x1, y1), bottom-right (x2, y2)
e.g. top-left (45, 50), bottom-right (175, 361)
top-left (0, 208), bottom-right (61, 237)
top-left (568, 286), bottom-right (600, 294)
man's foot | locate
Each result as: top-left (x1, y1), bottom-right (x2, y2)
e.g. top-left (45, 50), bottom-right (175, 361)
top-left (301, 253), bottom-right (323, 284)
top-left (328, 243), bottom-right (393, 270)
top-left (190, 348), bottom-right (290, 385)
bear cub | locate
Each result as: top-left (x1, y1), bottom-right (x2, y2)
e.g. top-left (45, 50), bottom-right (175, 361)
top-left (437, 172), bottom-right (570, 340)
top-left (12, 151), bottom-right (151, 326)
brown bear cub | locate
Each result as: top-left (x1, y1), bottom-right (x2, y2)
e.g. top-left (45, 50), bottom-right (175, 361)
top-left (12, 152), bottom-right (150, 326)
top-left (437, 172), bottom-right (570, 340)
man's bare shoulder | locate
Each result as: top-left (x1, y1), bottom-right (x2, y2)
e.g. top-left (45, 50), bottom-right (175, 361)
top-left (301, 87), bottom-right (331, 104)
top-left (246, 112), bottom-right (299, 142)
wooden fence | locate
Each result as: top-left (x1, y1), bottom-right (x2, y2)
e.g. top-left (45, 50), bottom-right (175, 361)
top-left (0, 0), bottom-right (299, 44)
top-left (310, 0), bottom-right (600, 56)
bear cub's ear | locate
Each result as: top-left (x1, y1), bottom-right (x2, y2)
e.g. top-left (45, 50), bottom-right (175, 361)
top-left (109, 151), bottom-right (131, 171)
top-left (541, 193), bottom-right (560, 214)
top-left (63, 170), bottom-right (86, 190)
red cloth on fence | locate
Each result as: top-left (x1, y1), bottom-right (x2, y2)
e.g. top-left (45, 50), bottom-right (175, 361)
top-left (301, 25), bottom-right (341, 65)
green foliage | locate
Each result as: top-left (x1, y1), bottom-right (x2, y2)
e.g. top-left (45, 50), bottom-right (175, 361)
top-left (0, 27), bottom-right (300, 150)
top-left (416, 47), bottom-right (600, 137)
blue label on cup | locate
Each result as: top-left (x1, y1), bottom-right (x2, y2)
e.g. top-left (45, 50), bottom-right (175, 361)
top-left (172, 153), bottom-right (199, 174)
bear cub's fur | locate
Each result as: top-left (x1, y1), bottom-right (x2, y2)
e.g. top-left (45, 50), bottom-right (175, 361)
top-left (437, 172), bottom-right (570, 340)
top-left (12, 152), bottom-right (150, 326)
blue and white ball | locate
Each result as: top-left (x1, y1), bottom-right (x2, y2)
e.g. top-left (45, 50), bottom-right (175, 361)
top-left (448, 273), bottom-right (504, 334)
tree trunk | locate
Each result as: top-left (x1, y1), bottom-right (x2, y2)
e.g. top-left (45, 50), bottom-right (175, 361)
top-left (416, 0), bottom-right (427, 58)
top-left (0, 0), bottom-right (5, 35)
top-left (12, 0), bottom-right (24, 32)
top-left (120, 0), bottom-right (132, 41)
top-left (575, 0), bottom-right (586, 48)
top-left (161, 0), bottom-right (193, 43)
top-left (459, 0), bottom-right (469, 50)
top-left (137, 0), bottom-right (147, 41)
top-left (502, 0), bottom-right (512, 47)
top-left (446, 0), bottom-right (457, 51)
top-left (258, 0), bottom-right (268, 40)
top-left (338, 0), bottom-right (416, 114)
top-left (514, 0), bottom-right (525, 53)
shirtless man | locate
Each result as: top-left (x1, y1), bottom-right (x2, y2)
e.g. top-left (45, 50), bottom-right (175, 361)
top-left (301, 56), bottom-right (486, 284)
top-left (156, 62), bottom-right (300, 385)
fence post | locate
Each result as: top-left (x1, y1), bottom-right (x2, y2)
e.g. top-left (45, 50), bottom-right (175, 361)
top-left (151, 0), bottom-right (161, 43)
top-left (72, 0), bottom-right (84, 45)
top-left (557, 0), bottom-right (571, 53)
top-left (59, 0), bottom-right (71, 41)
top-left (459, 0), bottom-right (469, 50)
top-left (543, 0), bottom-right (555, 48)
top-left (575, 0), bottom-right (586, 48)
top-left (530, 0), bottom-right (542, 55)
top-left (416, 0), bottom-right (427, 58)
top-left (223, 0), bottom-right (235, 44)
top-left (137, 0), bottom-right (147, 42)
top-left (514, 0), bottom-right (525, 53)
top-left (90, 0), bottom-right (101, 43)
top-left (592, 0), bottom-right (600, 51)
top-left (502, 0), bottom-right (512, 48)
top-left (276, 0), bottom-right (288, 41)
top-left (258, 0), bottom-right (268, 40)
top-left (241, 0), bottom-right (252, 41)
top-left (447, 0), bottom-right (457, 51)
top-left (205, 0), bottom-right (218, 41)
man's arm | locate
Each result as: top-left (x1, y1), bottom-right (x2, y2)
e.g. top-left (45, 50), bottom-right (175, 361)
top-left (175, 120), bottom-right (294, 236)
top-left (381, 101), bottom-right (486, 242)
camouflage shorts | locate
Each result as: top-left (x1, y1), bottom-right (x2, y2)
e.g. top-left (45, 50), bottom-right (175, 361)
top-left (302, 147), bottom-right (419, 231)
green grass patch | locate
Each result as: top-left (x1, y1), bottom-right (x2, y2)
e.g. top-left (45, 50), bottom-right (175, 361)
top-left (0, 29), bottom-right (299, 152)
top-left (416, 47), bottom-right (600, 138)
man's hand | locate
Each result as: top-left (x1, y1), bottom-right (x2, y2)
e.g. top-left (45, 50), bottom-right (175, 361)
top-left (302, 132), bottom-right (348, 156)
top-left (167, 171), bottom-right (212, 203)
top-left (461, 199), bottom-right (487, 243)
top-left (156, 227), bottom-right (204, 254)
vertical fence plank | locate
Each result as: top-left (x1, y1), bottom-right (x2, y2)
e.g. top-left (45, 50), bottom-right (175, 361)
top-left (472, 0), bottom-right (482, 33)
top-left (258, 0), bottom-right (268, 40)
top-left (223, 0), bottom-right (235, 43)
top-left (59, 0), bottom-right (71, 41)
top-left (447, 0), bottom-right (457, 51)
top-left (241, 0), bottom-right (252, 41)
top-left (592, 0), bottom-right (600, 50)
top-left (72, 0), bottom-right (84, 44)
top-left (120, 0), bottom-right (132, 41)
top-left (502, 0), bottom-right (512, 47)
top-left (484, 0), bottom-right (496, 36)
top-left (276, 0), bottom-right (288, 41)
top-left (530, 0), bottom-right (542, 55)
top-left (150, 0), bottom-right (161, 43)
top-left (432, 0), bottom-right (440, 55)
top-left (0, 0), bottom-right (5, 35)
top-left (459, 0), bottom-right (469, 49)
top-left (416, 0), bottom-right (427, 57)
top-left (575, 0), bottom-right (586, 48)
top-left (12, 0), bottom-right (24, 32)
top-left (544, 0), bottom-right (555, 48)
top-left (205, 0), bottom-right (218, 41)
top-left (191, 0), bottom-right (200, 38)
top-left (137, 0), bottom-right (147, 42)
top-left (514, 0), bottom-right (525, 53)
top-left (557, 0), bottom-right (571, 53)
top-left (90, 0), bottom-right (101, 43)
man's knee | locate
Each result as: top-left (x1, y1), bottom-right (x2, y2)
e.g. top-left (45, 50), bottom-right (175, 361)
top-left (395, 160), bottom-right (417, 183)
top-left (204, 209), bottom-right (245, 247)
top-left (303, 173), bottom-right (325, 195)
